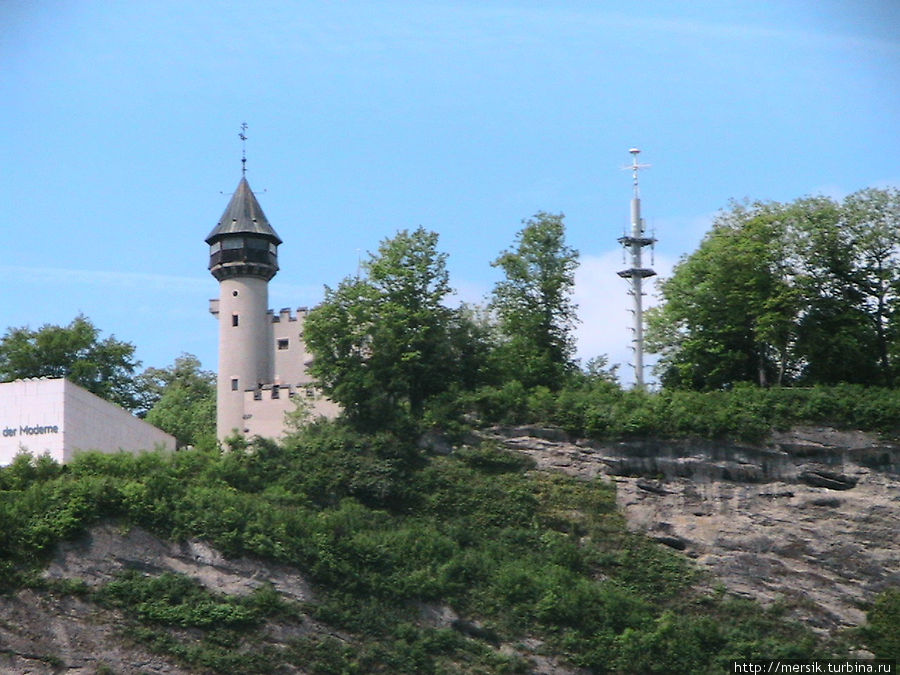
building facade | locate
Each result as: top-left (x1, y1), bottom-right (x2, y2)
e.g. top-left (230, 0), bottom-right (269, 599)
top-left (0, 378), bottom-right (176, 465)
top-left (207, 176), bottom-right (338, 441)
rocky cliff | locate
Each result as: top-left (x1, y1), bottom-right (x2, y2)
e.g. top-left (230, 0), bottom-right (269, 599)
top-left (487, 425), bottom-right (900, 633)
top-left (1, 427), bottom-right (896, 673)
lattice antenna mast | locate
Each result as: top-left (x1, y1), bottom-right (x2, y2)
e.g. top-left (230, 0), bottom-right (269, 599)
top-left (239, 122), bottom-right (248, 176)
top-left (617, 148), bottom-right (656, 389)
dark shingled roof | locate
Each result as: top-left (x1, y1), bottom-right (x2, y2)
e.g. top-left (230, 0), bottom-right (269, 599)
top-left (205, 177), bottom-right (282, 244)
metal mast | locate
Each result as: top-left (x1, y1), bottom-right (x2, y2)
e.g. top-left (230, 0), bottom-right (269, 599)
top-left (617, 148), bottom-right (656, 389)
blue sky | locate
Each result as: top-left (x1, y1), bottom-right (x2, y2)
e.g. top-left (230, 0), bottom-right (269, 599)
top-left (2, 1), bottom-right (898, 386)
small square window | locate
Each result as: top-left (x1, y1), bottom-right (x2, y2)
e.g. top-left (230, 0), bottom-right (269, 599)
top-left (231, 378), bottom-right (239, 391)
top-left (277, 338), bottom-right (289, 350)
top-left (232, 314), bottom-right (239, 327)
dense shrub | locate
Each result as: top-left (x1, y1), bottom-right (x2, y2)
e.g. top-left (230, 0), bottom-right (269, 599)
top-left (95, 570), bottom-right (267, 628)
top-left (859, 588), bottom-right (900, 659)
top-left (458, 382), bottom-right (900, 442)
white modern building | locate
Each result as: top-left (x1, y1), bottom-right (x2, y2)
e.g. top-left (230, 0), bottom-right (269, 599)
top-left (207, 175), bottom-right (339, 441)
top-left (0, 378), bottom-right (176, 466)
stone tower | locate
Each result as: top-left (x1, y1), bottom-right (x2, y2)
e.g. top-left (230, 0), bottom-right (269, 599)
top-left (206, 176), bottom-right (282, 439)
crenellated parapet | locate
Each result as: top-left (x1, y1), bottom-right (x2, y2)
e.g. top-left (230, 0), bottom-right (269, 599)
top-left (272, 307), bottom-right (310, 323)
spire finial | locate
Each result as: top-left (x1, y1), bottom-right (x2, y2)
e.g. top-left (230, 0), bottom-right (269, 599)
top-left (239, 122), bottom-right (248, 176)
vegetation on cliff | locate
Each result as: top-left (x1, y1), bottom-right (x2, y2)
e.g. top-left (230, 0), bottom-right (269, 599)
top-left (2, 417), bottom-right (896, 672)
top-left (449, 379), bottom-right (900, 443)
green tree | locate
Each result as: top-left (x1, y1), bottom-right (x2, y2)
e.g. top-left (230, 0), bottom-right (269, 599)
top-left (0, 315), bottom-right (142, 410)
top-left (445, 302), bottom-right (500, 391)
top-left (647, 188), bottom-right (900, 389)
top-left (646, 201), bottom-right (799, 389)
top-left (841, 188), bottom-right (900, 385)
top-left (860, 587), bottom-right (900, 659)
top-left (490, 212), bottom-right (579, 390)
top-left (789, 196), bottom-right (883, 385)
top-left (139, 354), bottom-right (216, 448)
top-left (304, 227), bottom-right (461, 429)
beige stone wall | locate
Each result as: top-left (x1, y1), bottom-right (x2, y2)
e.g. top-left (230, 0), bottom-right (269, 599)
top-left (240, 308), bottom-right (342, 439)
top-left (210, 303), bottom-right (340, 441)
top-left (239, 386), bottom-right (300, 439)
top-left (271, 307), bottom-right (312, 385)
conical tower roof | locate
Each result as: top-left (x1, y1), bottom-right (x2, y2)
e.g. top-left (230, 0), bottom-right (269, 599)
top-left (205, 177), bottom-right (282, 244)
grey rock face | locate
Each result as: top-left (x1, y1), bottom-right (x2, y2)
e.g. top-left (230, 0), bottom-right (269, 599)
top-left (483, 425), bottom-right (900, 633)
top-left (0, 524), bottom-right (324, 674)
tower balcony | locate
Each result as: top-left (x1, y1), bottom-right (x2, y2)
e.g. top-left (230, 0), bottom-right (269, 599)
top-left (617, 235), bottom-right (657, 247)
top-left (617, 267), bottom-right (657, 279)
top-left (208, 236), bottom-right (279, 281)
top-left (209, 246), bottom-right (277, 269)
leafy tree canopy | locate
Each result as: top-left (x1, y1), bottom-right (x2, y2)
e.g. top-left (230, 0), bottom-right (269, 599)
top-left (0, 314), bottom-right (142, 410)
top-left (304, 227), bottom-right (478, 429)
top-left (490, 212), bottom-right (580, 390)
top-left (647, 187), bottom-right (900, 389)
top-left (139, 353), bottom-right (216, 448)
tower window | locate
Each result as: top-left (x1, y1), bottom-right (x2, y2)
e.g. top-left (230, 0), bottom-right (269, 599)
top-left (277, 338), bottom-right (289, 350)
top-left (272, 385), bottom-right (280, 399)
top-left (232, 314), bottom-right (239, 327)
top-left (231, 378), bottom-right (239, 391)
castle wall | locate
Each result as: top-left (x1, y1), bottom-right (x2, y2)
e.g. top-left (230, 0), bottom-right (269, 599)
top-left (272, 307), bottom-right (313, 385)
top-left (242, 308), bottom-right (340, 439)
top-left (241, 382), bottom-right (341, 440)
top-left (209, 303), bottom-right (339, 440)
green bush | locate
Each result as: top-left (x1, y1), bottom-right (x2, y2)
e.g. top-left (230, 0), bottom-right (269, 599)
top-left (96, 570), bottom-right (257, 627)
top-left (860, 587), bottom-right (900, 659)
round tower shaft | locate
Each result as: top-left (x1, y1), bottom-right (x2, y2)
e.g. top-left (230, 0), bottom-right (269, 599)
top-left (207, 176), bottom-right (282, 439)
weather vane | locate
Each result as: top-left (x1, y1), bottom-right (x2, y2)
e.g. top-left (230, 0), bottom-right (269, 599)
top-left (239, 122), bottom-right (248, 176)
